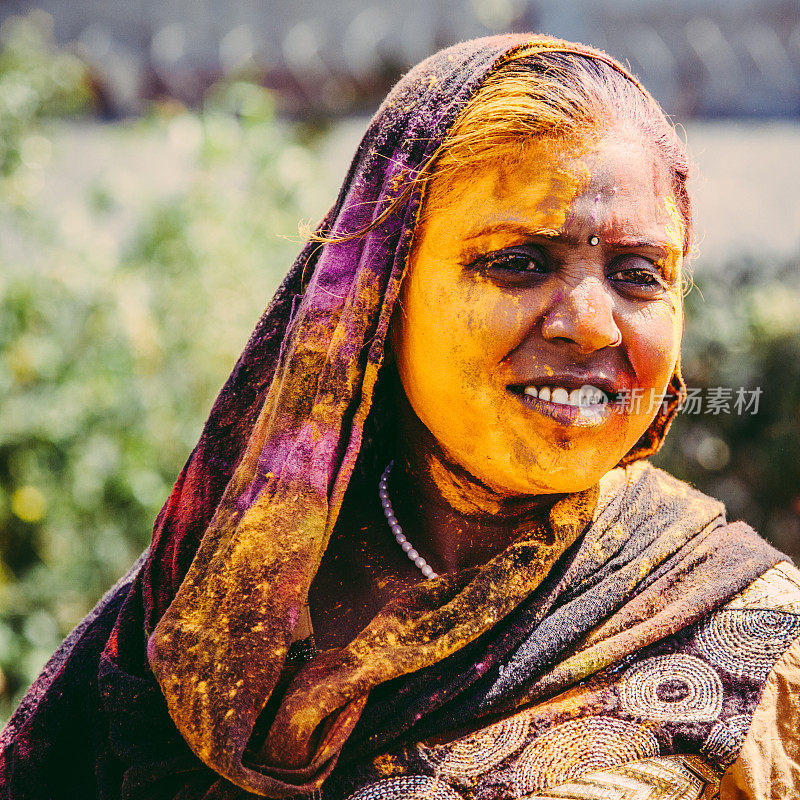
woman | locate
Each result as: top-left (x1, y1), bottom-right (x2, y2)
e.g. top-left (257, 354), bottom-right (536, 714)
top-left (1, 34), bottom-right (798, 800)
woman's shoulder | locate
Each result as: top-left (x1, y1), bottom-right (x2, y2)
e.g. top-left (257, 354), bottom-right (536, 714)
top-left (592, 461), bottom-right (729, 552)
top-left (598, 460), bottom-right (726, 517)
top-left (727, 559), bottom-right (800, 613)
top-left (600, 460), bottom-right (727, 502)
top-left (598, 461), bottom-right (791, 567)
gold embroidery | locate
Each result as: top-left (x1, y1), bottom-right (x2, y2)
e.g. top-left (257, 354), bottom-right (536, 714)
top-left (523, 755), bottom-right (718, 799)
top-left (695, 609), bottom-right (800, 680)
top-left (619, 654), bottom-right (723, 722)
top-left (727, 561), bottom-right (800, 613)
top-left (419, 713), bottom-right (530, 779)
top-left (345, 776), bottom-right (462, 800)
top-left (512, 717), bottom-right (659, 793)
top-left (701, 715), bottom-right (752, 767)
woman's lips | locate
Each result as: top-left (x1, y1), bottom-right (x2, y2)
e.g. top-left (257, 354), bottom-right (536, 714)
top-left (508, 383), bottom-right (621, 427)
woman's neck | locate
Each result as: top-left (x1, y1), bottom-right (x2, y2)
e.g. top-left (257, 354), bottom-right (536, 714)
top-left (390, 401), bottom-right (563, 574)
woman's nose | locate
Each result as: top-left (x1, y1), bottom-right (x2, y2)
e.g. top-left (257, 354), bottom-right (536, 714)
top-left (540, 276), bottom-right (622, 353)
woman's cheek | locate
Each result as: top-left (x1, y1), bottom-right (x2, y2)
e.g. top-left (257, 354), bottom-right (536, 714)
top-left (625, 301), bottom-right (681, 388)
top-left (457, 279), bottom-right (532, 358)
top-left (414, 274), bottom-right (517, 359)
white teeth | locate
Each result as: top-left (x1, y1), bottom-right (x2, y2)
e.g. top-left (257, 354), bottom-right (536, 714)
top-left (523, 384), bottom-right (608, 408)
top-left (571, 386), bottom-right (607, 406)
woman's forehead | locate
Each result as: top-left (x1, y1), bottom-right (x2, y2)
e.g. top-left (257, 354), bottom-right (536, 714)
top-left (422, 133), bottom-right (683, 254)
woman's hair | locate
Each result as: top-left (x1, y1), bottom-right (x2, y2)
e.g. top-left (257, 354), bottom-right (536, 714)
top-left (313, 47), bottom-right (692, 257)
top-left (425, 50), bottom-right (692, 255)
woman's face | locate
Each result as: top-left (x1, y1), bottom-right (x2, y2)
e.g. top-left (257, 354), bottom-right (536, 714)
top-left (391, 133), bottom-right (685, 496)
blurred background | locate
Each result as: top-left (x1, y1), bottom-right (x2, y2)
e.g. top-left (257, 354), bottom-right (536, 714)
top-left (0, 0), bottom-right (799, 723)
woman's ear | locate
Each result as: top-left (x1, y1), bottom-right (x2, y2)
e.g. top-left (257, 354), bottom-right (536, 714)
top-left (618, 364), bottom-right (685, 467)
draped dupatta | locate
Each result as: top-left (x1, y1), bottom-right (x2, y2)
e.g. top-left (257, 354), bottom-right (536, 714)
top-left (143, 34), bottom-right (662, 793)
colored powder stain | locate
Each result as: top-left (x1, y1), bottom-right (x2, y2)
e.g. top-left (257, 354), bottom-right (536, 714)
top-left (373, 753), bottom-right (401, 776)
top-left (128, 40), bottom-right (752, 800)
top-left (663, 194), bottom-right (686, 258)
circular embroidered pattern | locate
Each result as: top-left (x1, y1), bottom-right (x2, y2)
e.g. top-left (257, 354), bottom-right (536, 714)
top-left (345, 776), bottom-right (463, 800)
top-left (512, 717), bottom-right (659, 793)
top-left (696, 609), bottom-right (800, 680)
top-left (702, 714), bottom-right (753, 767)
top-left (420, 715), bottom-right (530, 778)
top-left (619, 653), bottom-right (723, 722)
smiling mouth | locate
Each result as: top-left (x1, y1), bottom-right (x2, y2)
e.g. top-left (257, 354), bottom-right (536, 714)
top-left (521, 384), bottom-right (615, 406)
top-left (508, 382), bottom-right (623, 426)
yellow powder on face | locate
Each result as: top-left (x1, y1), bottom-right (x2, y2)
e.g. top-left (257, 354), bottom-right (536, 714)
top-left (396, 141), bottom-right (586, 492)
top-left (663, 197), bottom-right (684, 248)
top-left (425, 449), bottom-right (514, 516)
top-left (392, 133), bottom-right (685, 500)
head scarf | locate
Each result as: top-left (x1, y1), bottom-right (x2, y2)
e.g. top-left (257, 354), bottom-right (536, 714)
top-left (141, 34), bottom-right (687, 794)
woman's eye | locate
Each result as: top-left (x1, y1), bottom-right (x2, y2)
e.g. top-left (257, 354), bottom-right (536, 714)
top-left (616, 267), bottom-right (659, 285)
top-left (608, 256), bottom-right (667, 295)
top-left (477, 248), bottom-right (548, 276)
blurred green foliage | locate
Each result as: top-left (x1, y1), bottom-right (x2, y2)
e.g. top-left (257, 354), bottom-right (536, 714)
top-left (0, 11), bottom-right (799, 729)
top-left (654, 264), bottom-right (800, 559)
top-left (0, 12), bottom-right (324, 721)
top-left (0, 11), bottom-right (92, 175)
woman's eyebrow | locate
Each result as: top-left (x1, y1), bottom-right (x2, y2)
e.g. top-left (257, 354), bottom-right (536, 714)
top-left (603, 235), bottom-right (674, 255)
top-left (462, 222), bottom-right (565, 242)
top-left (463, 222), bottom-right (676, 255)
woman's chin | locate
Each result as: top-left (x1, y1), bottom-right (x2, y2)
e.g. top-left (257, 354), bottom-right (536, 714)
top-left (458, 449), bottom-right (624, 498)
top-left (459, 429), bottom-right (638, 497)
top-left (525, 465), bottom-right (614, 495)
